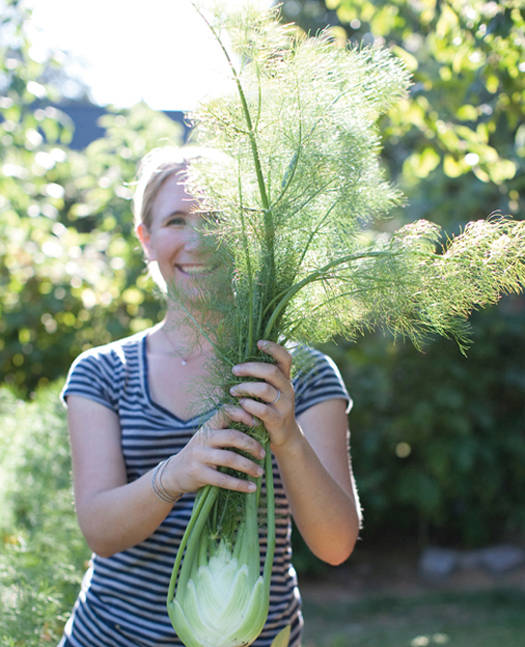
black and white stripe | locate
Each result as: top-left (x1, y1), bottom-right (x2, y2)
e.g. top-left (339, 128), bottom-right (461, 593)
top-left (60, 330), bottom-right (350, 647)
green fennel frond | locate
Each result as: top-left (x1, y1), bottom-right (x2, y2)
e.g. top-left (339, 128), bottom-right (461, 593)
top-left (181, 4), bottom-right (523, 358)
top-left (167, 4), bottom-right (525, 646)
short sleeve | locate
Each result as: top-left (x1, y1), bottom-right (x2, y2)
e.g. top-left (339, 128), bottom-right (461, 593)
top-left (61, 348), bottom-right (121, 412)
top-left (292, 347), bottom-right (352, 417)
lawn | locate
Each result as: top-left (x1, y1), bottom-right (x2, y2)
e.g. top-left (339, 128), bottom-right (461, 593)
top-left (302, 588), bottom-right (525, 647)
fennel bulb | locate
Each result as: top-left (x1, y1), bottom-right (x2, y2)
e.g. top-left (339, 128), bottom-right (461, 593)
top-left (168, 441), bottom-right (275, 647)
top-left (170, 541), bottom-right (267, 647)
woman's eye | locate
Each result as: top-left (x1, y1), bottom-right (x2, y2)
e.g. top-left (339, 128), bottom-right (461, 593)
top-left (167, 216), bottom-right (186, 227)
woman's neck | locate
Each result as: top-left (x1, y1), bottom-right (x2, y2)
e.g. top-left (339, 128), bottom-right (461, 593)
top-left (152, 309), bottom-right (213, 362)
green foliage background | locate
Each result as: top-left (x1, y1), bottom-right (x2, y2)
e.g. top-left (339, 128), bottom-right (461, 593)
top-left (279, 0), bottom-right (525, 551)
top-left (0, 383), bottom-right (90, 645)
top-left (0, 94), bottom-right (183, 392)
top-left (1, 5), bottom-right (524, 636)
top-left (0, 1), bottom-right (183, 395)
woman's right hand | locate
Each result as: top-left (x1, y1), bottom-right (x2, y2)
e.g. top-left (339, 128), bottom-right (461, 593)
top-left (68, 397), bottom-right (266, 557)
top-left (164, 407), bottom-right (266, 496)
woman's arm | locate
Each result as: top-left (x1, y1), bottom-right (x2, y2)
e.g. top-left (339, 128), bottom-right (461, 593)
top-left (67, 395), bottom-right (265, 557)
top-left (276, 398), bottom-right (361, 565)
top-left (230, 340), bottom-right (362, 565)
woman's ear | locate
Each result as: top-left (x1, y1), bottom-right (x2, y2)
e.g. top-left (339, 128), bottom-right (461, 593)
top-left (136, 222), bottom-right (156, 261)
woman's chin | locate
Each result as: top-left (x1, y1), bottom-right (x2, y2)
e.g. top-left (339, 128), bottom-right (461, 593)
top-left (165, 277), bottom-right (210, 308)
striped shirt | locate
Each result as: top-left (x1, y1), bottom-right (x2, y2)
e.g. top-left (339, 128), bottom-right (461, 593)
top-left (60, 329), bottom-right (350, 647)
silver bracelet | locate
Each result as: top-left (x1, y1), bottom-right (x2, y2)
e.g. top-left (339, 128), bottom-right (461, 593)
top-left (151, 457), bottom-right (182, 504)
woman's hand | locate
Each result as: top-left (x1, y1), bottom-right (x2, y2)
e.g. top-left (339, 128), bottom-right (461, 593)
top-left (164, 407), bottom-right (266, 496)
top-left (68, 396), bottom-right (265, 557)
top-left (229, 340), bottom-right (301, 452)
top-left (229, 341), bottom-right (361, 565)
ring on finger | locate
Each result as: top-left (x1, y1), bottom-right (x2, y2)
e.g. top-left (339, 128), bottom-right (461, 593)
top-left (268, 389), bottom-right (281, 405)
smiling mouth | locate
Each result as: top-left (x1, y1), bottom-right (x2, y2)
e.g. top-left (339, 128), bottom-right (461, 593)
top-left (176, 264), bottom-right (212, 277)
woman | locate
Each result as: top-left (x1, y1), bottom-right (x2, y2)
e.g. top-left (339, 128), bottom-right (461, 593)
top-left (59, 147), bottom-right (361, 647)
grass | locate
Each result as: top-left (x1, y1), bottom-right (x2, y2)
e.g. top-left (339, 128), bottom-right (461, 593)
top-left (302, 588), bottom-right (525, 647)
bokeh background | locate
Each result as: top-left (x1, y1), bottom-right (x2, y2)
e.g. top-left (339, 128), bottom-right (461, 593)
top-left (1, 0), bottom-right (524, 645)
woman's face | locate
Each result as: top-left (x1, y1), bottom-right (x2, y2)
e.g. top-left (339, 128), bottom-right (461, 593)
top-left (137, 170), bottom-right (211, 295)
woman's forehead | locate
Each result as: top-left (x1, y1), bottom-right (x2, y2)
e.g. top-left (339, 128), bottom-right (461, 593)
top-left (153, 172), bottom-right (197, 215)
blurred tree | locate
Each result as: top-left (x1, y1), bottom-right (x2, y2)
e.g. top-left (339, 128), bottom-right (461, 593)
top-left (279, 0), bottom-right (341, 32)
top-left (325, 296), bottom-right (525, 549)
top-left (0, 0), bottom-right (183, 394)
top-left (282, 0), bottom-right (524, 224)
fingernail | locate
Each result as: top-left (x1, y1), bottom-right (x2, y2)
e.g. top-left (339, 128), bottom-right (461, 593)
top-left (229, 387), bottom-right (238, 395)
top-left (256, 467), bottom-right (264, 476)
top-left (232, 365), bottom-right (240, 374)
top-left (259, 448), bottom-right (266, 459)
top-left (248, 482), bottom-right (256, 491)
top-left (258, 340), bottom-right (269, 349)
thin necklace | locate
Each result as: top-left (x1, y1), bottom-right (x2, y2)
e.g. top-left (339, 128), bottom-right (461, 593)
top-left (162, 329), bottom-right (202, 366)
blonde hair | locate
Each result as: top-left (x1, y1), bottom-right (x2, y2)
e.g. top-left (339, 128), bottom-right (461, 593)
top-left (134, 146), bottom-right (233, 230)
top-left (133, 146), bottom-right (209, 230)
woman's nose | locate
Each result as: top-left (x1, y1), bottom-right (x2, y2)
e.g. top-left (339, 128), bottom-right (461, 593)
top-left (184, 227), bottom-right (201, 251)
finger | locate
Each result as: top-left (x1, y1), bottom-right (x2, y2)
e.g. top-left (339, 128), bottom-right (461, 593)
top-left (211, 448), bottom-right (265, 479)
top-left (204, 409), bottom-right (229, 431)
top-left (205, 406), bottom-right (258, 431)
top-left (232, 360), bottom-right (289, 392)
top-left (230, 381), bottom-right (281, 405)
top-left (236, 397), bottom-right (283, 422)
top-left (203, 467), bottom-right (258, 494)
top-left (221, 404), bottom-right (259, 428)
top-left (257, 340), bottom-right (292, 379)
top-left (206, 428), bottom-right (266, 460)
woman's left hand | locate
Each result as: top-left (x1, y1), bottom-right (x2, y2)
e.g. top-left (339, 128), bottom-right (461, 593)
top-left (230, 340), bottom-right (300, 451)
top-left (232, 340), bottom-right (362, 566)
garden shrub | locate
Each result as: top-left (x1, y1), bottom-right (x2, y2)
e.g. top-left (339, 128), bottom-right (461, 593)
top-left (326, 295), bottom-right (525, 549)
top-left (0, 383), bottom-right (89, 646)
